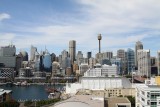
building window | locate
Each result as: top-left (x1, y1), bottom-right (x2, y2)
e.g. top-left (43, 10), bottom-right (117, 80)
top-left (141, 91), bottom-right (145, 95)
top-left (141, 97), bottom-right (145, 102)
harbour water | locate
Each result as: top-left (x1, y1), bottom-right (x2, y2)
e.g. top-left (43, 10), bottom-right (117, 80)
top-left (0, 84), bottom-right (65, 101)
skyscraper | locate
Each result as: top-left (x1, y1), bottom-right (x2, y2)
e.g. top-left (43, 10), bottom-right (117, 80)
top-left (135, 41), bottom-right (143, 68)
top-left (117, 49), bottom-right (125, 61)
top-left (69, 40), bottom-right (76, 64)
top-left (30, 45), bottom-right (37, 61)
top-left (0, 44), bottom-right (16, 68)
top-left (43, 50), bottom-right (51, 72)
top-left (76, 51), bottom-right (83, 65)
top-left (102, 51), bottom-right (113, 60)
top-left (87, 52), bottom-right (92, 60)
top-left (20, 51), bottom-right (28, 61)
top-left (137, 49), bottom-right (151, 77)
top-left (51, 53), bottom-right (56, 62)
top-left (127, 48), bottom-right (135, 74)
top-left (117, 49), bottom-right (126, 74)
top-left (61, 50), bottom-right (68, 68)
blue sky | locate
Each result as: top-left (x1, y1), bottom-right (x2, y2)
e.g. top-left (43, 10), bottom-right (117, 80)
top-left (0, 0), bottom-right (160, 57)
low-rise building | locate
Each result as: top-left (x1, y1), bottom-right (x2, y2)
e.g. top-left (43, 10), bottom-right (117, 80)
top-left (53, 95), bottom-right (104, 107)
top-left (84, 64), bottom-right (117, 77)
top-left (0, 68), bottom-right (14, 78)
top-left (19, 67), bottom-right (32, 77)
top-left (108, 97), bottom-right (131, 107)
top-left (0, 89), bottom-right (12, 102)
top-left (76, 88), bottom-right (135, 98)
top-left (66, 77), bottom-right (131, 94)
top-left (136, 80), bottom-right (160, 107)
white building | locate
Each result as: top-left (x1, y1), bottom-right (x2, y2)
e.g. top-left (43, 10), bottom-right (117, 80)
top-left (137, 50), bottom-right (151, 77)
top-left (136, 80), bottom-right (160, 107)
top-left (66, 63), bottom-right (131, 95)
top-left (66, 77), bottom-right (131, 94)
top-left (84, 64), bottom-right (117, 77)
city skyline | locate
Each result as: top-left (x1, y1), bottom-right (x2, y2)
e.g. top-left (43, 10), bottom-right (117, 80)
top-left (0, 0), bottom-right (160, 56)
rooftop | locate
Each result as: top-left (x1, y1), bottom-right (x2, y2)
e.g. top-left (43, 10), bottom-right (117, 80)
top-left (108, 97), bottom-right (131, 107)
top-left (52, 95), bottom-right (104, 107)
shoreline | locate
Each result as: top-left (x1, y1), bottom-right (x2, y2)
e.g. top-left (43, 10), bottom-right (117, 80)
top-left (0, 82), bottom-right (66, 86)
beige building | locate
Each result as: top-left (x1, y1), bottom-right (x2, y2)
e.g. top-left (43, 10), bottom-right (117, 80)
top-left (52, 95), bottom-right (104, 107)
top-left (135, 41), bottom-right (143, 68)
top-left (105, 88), bottom-right (135, 97)
top-left (52, 61), bottom-right (60, 77)
top-left (137, 49), bottom-right (151, 77)
top-left (76, 88), bottom-right (135, 98)
top-left (108, 97), bottom-right (131, 107)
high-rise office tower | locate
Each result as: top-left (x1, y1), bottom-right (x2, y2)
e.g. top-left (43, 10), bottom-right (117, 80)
top-left (76, 51), bottom-right (83, 65)
top-left (103, 51), bottom-right (113, 60)
top-left (117, 49), bottom-right (126, 74)
top-left (42, 50), bottom-right (51, 72)
top-left (137, 49), bottom-right (151, 77)
top-left (87, 52), bottom-right (92, 59)
top-left (117, 49), bottom-right (125, 61)
top-left (51, 53), bottom-right (56, 62)
top-left (61, 50), bottom-right (68, 59)
top-left (30, 45), bottom-right (37, 61)
top-left (150, 57), bottom-right (157, 76)
top-left (16, 54), bottom-right (23, 75)
top-left (87, 52), bottom-right (92, 64)
top-left (135, 41), bottom-right (143, 68)
top-left (69, 40), bottom-right (76, 64)
top-left (158, 51), bottom-right (160, 75)
top-left (150, 57), bottom-right (156, 66)
top-left (20, 51), bottom-right (28, 61)
top-left (127, 48), bottom-right (135, 74)
top-left (61, 50), bottom-right (68, 68)
top-left (0, 44), bottom-right (16, 68)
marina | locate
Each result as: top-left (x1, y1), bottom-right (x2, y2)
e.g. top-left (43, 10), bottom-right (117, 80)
top-left (0, 84), bottom-right (65, 101)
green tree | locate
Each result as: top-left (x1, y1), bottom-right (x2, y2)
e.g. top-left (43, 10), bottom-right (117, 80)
top-left (0, 100), bottom-right (20, 107)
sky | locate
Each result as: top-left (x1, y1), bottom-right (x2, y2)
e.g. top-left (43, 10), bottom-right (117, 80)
top-left (0, 0), bottom-right (160, 57)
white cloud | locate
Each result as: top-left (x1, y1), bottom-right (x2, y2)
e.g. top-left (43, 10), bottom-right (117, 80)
top-left (0, 13), bottom-right (10, 21)
top-left (1, 0), bottom-right (160, 56)
top-left (0, 33), bottom-right (15, 46)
